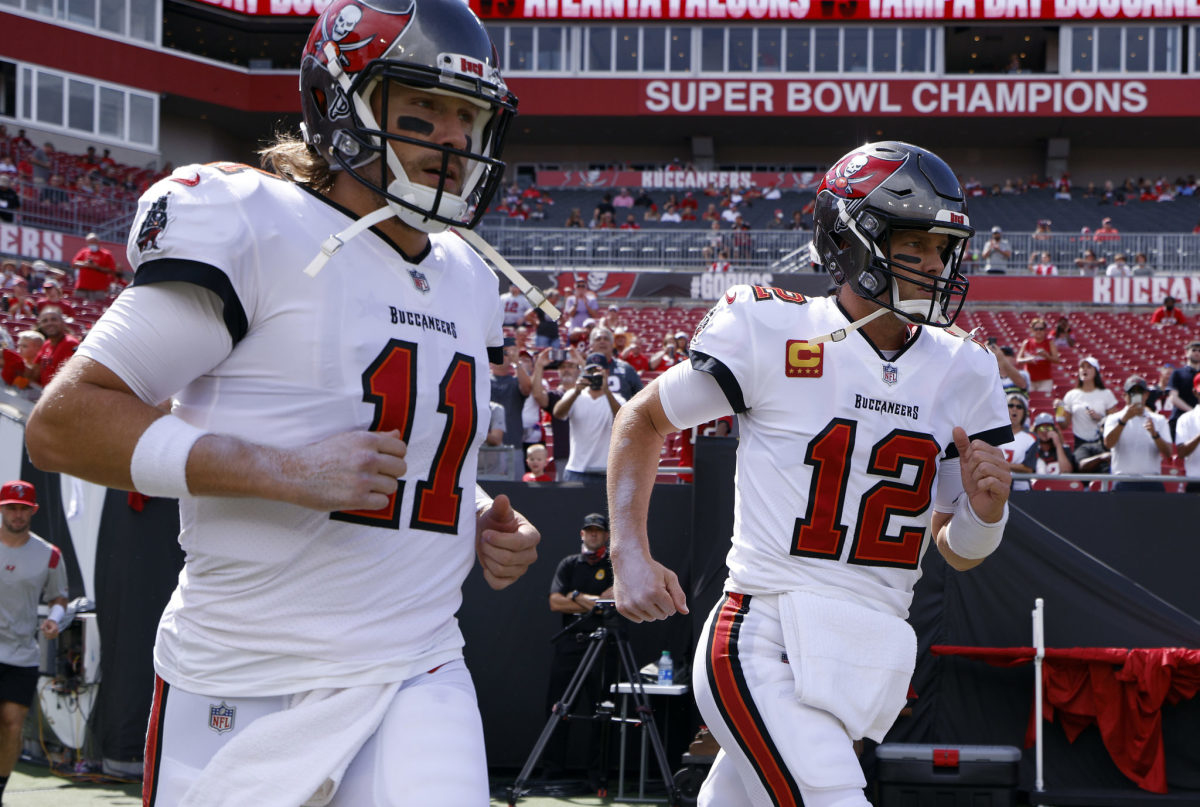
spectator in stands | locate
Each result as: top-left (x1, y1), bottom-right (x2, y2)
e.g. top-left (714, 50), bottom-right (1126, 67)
top-left (1104, 253), bottom-right (1131, 277)
top-left (620, 337), bottom-right (649, 374)
top-left (1151, 296), bottom-right (1187, 328)
top-left (659, 203), bottom-right (682, 223)
top-left (0, 174), bottom-right (19, 223)
top-left (531, 348), bottom-right (579, 480)
top-left (522, 443), bottom-right (553, 482)
top-left (1029, 251), bottom-right (1057, 276)
top-left (612, 188), bottom-right (634, 209)
top-left (28, 142), bottom-right (52, 184)
top-left (3, 279), bottom-right (35, 317)
top-left (1052, 316), bottom-right (1075, 348)
top-left (71, 233), bottom-right (120, 301)
top-left (2, 330), bottom-right (45, 397)
top-left (1016, 319), bottom-right (1058, 393)
top-left (40, 173), bottom-right (69, 207)
top-left (701, 203), bottom-right (719, 222)
top-left (485, 401), bottom-right (505, 447)
top-left (593, 210), bottom-right (616, 229)
top-left (1061, 357), bottom-right (1120, 473)
top-left (1150, 362), bottom-right (1176, 422)
top-left (1131, 252), bottom-right (1153, 277)
top-left (1032, 219), bottom-right (1053, 242)
top-left (499, 282), bottom-right (534, 328)
top-left (1167, 341), bottom-right (1200, 436)
top-left (585, 326), bottom-right (641, 401)
top-left (620, 213), bottom-right (640, 230)
top-left (790, 210), bottom-right (807, 230)
top-left (650, 332), bottom-right (686, 373)
top-left (1103, 375), bottom-right (1172, 491)
top-left (1074, 248), bottom-right (1102, 276)
top-left (601, 306), bottom-right (625, 332)
top-left (765, 209), bottom-right (787, 230)
top-left (28, 305), bottom-right (78, 388)
top-left (490, 339), bottom-right (531, 448)
top-left (990, 342), bottom-right (1029, 395)
top-left (633, 189), bottom-right (654, 211)
top-left (0, 156), bottom-right (15, 177)
top-left (552, 357), bottom-right (624, 484)
top-left (531, 287), bottom-right (561, 348)
top-left (594, 193), bottom-right (615, 222)
top-left (1173, 375), bottom-right (1200, 493)
top-left (1094, 216), bottom-right (1120, 242)
top-left (564, 280), bottom-right (600, 330)
top-left (1000, 393), bottom-right (1035, 491)
top-left (981, 226), bottom-right (1012, 274)
top-left (32, 279), bottom-right (71, 319)
top-left (564, 208), bottom-right (584, 228)
top-left (1025, 412), bottom-right (1077, 477)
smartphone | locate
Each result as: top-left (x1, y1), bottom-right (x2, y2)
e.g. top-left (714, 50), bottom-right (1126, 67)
top-left (1130, 393), bottom-right (1145, 406)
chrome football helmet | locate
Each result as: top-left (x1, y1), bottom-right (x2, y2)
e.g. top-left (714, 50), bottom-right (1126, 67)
top-left (813, 141), bottom-right (974, 327)
top-left (299, 0), bottom-right (516, 233)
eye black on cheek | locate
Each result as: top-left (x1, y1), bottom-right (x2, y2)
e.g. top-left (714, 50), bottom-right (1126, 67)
top-left (394, 116), bottom-right (435, 136)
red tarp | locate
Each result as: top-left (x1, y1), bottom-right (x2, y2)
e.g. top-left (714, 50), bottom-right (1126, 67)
top-left (931, 645), bottom-right (1200, 793)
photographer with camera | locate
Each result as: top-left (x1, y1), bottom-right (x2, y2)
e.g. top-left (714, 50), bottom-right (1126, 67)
top-left (552, 355), bottom-right (625, 484)
top-left (1103, 375), bottom-right (1172, 491)
top-left (543, 513), bottom-right (616, 787)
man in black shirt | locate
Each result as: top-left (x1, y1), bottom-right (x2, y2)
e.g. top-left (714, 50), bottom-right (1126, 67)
top-left (544, 512), bottom-right (615, 788)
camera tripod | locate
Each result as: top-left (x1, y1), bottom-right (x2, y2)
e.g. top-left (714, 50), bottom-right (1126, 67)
top-left (507, 602), bottom-right (681, 806)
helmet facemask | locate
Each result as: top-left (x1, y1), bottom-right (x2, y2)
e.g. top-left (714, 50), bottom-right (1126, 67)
top-left (829, 199), bottom-right (971, 327)
top-left (318, 55), bottom-right (513, 233)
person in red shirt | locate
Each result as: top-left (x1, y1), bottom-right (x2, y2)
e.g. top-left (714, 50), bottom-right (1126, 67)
top-left (1094, 216), bottom-right (1120, 243)
top-left (620, 339), bottom-right (650, 373)
top-left (28, 305), bottom-right (78, 387)
top-left (71, 233), bottom-right (121, 301)
top-left (1016, 317), bottom-right (1060, 393)
top-left (32, 279), bottom-right (73, 318)
top-left (1150, 296), bottom-right (1188, 328)
top-left (521, 444), bottom-right (555, 482)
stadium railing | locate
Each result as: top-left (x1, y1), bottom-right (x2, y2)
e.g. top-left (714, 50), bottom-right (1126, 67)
top-left (473, 227), bottom-right (1200, 272)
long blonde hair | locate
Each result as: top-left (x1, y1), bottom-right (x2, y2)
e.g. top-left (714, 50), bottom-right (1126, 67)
top-left (258, 132), bottom-right (335, 192)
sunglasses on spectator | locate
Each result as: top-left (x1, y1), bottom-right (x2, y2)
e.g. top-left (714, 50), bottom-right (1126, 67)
top-left (1008, 404), bottom-right (1025, 410)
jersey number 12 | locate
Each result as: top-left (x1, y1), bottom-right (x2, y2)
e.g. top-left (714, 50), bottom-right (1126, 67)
top-left (791, 418), bottom-right (939, 570)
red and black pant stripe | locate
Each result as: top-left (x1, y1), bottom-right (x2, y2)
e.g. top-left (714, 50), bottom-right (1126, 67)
top-left (706, 592), bottom-right (803, 807)
top-left (143, 675), bottom-right (170, 807)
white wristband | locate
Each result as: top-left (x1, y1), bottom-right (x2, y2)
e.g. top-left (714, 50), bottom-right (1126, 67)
top-left (48, 604), bottom-right (65, 624)
top-left (945, 497), bottom-right (1008, 560)
top-left (130, 416), bottom-right (208, 499)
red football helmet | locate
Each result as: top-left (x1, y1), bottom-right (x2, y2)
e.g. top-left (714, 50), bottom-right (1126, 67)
top-left (299, 0), bottom-right (516, 233)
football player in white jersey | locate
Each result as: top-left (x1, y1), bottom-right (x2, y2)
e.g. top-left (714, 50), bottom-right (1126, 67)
top-left (24, 0), bottom-right (540, 804)
top-left (608, 142), bottom-right (1012, 807)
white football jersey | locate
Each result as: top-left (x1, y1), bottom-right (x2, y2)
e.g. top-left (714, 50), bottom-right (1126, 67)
top-left (95, 163), bottom-right (503, 696)
top-left (688, 286), bottom-right (1009, 618)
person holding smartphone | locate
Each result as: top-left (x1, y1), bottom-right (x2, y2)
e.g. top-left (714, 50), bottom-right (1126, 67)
top-left (552, 356), bottom-right (625, 484)
top-left (1103, 375), bottom-right (1173, 491)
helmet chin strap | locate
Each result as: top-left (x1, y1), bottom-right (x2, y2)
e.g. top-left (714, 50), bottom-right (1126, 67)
top-left (303, 51), bottom-right (561, 322)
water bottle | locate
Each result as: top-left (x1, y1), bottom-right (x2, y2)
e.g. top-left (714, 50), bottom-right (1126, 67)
top-left (657, 651), bottom-right (673, 685)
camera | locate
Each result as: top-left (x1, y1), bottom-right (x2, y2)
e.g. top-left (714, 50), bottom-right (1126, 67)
top-left (592, 599), bottom-right (617, 615)
top-left (546, 347), bottom-right (567, 369)
top-left (587, 373), bottom-right (604, 390)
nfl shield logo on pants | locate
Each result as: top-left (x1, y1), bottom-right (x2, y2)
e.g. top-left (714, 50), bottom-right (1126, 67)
top-left (882, 363), bottom-right (899, 386)
top-left (208, 701), bottom-right (236, 734)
